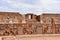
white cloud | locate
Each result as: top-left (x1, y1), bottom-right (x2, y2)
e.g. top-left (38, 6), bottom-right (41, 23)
top-left (0, 0), bottom-right (60, 15)
top-left (2, 0), bottom-right (43, 14)
top-left (40, 0), bottom-right (60, 10)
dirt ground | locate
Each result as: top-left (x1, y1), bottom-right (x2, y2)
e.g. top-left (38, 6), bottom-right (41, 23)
top-left (1, 34), bottom-right (60, 40)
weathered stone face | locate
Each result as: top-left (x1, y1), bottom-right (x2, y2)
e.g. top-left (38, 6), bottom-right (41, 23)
top-left (41, 14), bottom-right (60, 34)
top-left (42, 14), bottom-right (60, 24)
top-left (0, 12), bottom-right (60, 36)
top-left (0, 12), bottom-right (22, 24)
top-left (0, 12), bottom-right (42, 36)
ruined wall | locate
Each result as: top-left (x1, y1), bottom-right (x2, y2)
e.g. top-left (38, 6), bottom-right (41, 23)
top-left (41, 14), bottom-right (60, 34)
top-left (0, 12), bottom-right (60, 36)
top-left (25, 13), bottom-right (38, 23)
top-left (0, 12), bottom-right (22, 24)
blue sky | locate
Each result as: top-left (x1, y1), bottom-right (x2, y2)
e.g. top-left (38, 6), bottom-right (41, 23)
top-left (0, 0), bottom-right (60, 15)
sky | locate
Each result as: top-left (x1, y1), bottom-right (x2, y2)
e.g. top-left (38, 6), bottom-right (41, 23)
top-left (0, 0), bottom-right (60, 15)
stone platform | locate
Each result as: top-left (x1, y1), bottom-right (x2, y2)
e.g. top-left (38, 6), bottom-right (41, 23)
top-left (0, 34), bottom-right (60, 40)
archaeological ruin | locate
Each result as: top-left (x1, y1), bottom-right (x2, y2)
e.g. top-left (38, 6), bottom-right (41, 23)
top-left (0, 12), bottom-right (60, 36)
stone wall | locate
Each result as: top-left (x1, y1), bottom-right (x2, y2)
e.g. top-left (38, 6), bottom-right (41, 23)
top-left (0, 22), bottom-right (42, 36)
top-left (0, 12), bottom-right (60, 36)
top-left (0, 12), bottom-right (22, 24)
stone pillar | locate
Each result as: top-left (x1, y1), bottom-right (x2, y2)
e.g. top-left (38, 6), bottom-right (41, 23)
top-left (22, 15), bottom-right (26, 23)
